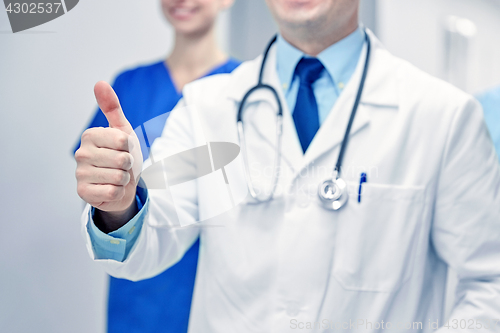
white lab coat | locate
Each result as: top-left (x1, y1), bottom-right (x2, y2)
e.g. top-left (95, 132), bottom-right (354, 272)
top-left (83, 30), bottom-right (500, 332)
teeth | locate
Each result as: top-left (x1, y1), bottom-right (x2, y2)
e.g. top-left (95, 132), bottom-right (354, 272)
top-left (173, 8), bottom-right (192, 15)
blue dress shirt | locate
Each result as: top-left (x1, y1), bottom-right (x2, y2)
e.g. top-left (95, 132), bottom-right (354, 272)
top-left (86, 29), bottom-right (365, 261)
top-left (87, 186), bottom-right (148, 261)
top-left (277, 27), bottom-right (365, 124)
top-left (476, 86), bottom-right (500, 158)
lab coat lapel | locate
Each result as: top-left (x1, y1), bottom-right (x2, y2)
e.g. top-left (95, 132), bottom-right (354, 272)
top-left (301, 42), bottom-right (371, 171)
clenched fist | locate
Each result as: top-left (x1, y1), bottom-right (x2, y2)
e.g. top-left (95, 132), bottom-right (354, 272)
top-left (75, 81), bottom-right (143, 230)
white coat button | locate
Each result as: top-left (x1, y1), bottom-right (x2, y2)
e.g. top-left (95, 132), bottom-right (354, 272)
top-left (110, 239), bottom-right (120, 245)
top-left (286, 302), bottom-right (300, 317)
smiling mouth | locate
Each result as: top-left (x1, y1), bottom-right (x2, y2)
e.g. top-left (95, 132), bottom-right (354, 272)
top-left (169, 7), bottom-right (198, 20)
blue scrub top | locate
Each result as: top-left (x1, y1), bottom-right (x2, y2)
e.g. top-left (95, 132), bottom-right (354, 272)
top-left (74, 58), bottom-right (240, 333)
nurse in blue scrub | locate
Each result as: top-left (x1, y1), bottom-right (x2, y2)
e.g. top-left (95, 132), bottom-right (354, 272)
top-left (74, 0), bottom-right (239, 332)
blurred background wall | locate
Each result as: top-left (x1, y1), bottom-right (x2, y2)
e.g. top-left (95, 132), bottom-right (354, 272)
top-left (0, 1), bottom-right (173, 331)
top-left (0, 0), bottom-right (499, 332)
top-left (377, 0), bottom-right (500, 94)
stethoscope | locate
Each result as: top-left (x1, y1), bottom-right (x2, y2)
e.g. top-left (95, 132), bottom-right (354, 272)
top-left (237, 30), bottom-right (371, 211)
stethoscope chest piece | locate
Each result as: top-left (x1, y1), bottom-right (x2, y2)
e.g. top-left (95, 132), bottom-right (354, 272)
top-left (318, 178), bottom-right (349, 211)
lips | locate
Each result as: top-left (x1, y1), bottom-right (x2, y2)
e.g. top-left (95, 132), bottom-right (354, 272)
top-left (169, 6), bottom-right (198, 20)
top-left (283, 0), bottom-right (319, 10)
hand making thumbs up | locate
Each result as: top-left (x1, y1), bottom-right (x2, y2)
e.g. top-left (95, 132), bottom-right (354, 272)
top-left (75, 81), bottom-right (143, 231)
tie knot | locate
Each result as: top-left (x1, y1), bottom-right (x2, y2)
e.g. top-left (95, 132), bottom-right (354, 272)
top-left (294, 58), bottom-right (324, 84)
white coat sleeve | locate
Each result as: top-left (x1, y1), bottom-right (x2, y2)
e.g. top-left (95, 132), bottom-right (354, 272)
top-left (82, 98), bottom-right (200, 281)
top-left (432, 97), bottom-right (500, 332)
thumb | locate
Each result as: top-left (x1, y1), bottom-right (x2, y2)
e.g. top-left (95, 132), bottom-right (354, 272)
top-left (94, 81), bottom-right (133, 134)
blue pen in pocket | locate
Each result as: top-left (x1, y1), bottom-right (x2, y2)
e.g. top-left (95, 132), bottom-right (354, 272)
top-left (358, 173), bottom-right (367, 203)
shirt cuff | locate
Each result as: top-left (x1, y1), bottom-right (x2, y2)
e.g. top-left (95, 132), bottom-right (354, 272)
top-left (86, 186), bottom-right (149, 262)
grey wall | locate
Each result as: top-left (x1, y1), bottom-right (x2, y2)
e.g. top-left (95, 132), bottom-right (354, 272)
top-left (0, 1), bottom-right (173, 332)
top-left (359, 0), bottom-right (378, 34)
top-left (377, 0), bottom-right (500, 94)
top-left (229, 0), bottom-right (278, 61)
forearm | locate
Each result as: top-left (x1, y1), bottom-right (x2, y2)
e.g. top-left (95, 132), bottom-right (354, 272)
top-left (93, 198), bottom-right (138, 233)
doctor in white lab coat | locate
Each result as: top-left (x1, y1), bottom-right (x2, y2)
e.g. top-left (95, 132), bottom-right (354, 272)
top-left (75, 0), bottom-right (500, 332)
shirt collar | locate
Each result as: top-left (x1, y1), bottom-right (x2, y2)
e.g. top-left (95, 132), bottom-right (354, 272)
top-left (277, 26), bottom-right (366, 91)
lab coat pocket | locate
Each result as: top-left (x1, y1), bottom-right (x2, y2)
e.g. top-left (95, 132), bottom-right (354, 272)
top-left (332, 182), bottom-right (426, 292)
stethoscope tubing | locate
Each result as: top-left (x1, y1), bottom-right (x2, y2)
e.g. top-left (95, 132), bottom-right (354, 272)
top-left (237, 29), bottom-right (371, 205)
top-left (333, 32), bottom-right (371, 178)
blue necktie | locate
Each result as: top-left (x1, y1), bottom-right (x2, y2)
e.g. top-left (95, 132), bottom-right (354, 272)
top-left (292, 57), bottom-right (324, 153)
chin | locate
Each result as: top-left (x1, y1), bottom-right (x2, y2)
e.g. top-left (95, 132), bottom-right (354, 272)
top-left (163, 13), bottom-right (209, 36)
top-left (274, 0), bottom-right (325, 12)
top-left (162, 2), bottom-right (217, 37)
top-left (280, 9), bottom-right (324, 27)
top-left (174, 20), bottom-right (214, 38)
top-left (270, 0), bottom-right (326, 24)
